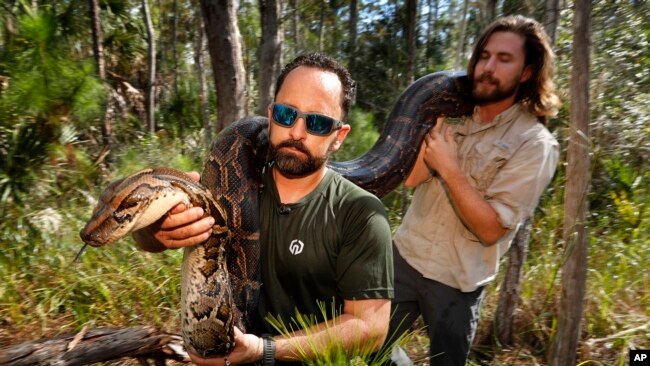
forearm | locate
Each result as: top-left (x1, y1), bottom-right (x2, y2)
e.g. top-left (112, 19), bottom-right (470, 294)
top-left (439, 166), bottom-right (507, 245)
top-left (404, 144), bottom-right (432, 188)
top-left (274, 299), bottom-right (390, 362)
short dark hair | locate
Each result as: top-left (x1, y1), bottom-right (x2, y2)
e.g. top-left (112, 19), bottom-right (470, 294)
top-left (274, 53), bottom-right (356, 121)
top-left (467, 15), bottom-right (561, 122)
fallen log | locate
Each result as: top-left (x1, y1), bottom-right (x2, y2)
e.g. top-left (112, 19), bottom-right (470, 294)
top-left (0, 325), bottom-right (189, 365)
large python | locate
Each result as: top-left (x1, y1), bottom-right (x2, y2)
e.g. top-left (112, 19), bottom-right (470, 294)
top-left (79, 70), bottom-right (474, 357)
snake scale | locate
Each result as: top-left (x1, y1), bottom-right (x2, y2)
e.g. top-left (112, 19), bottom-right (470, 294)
top-left (79, 71), bottom-right (474, 357)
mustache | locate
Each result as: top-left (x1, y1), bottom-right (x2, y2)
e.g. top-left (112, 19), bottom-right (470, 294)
top-left (276, 139), bottom-right (310, 155)
top-left (475, 73), bottom-right (498, 84)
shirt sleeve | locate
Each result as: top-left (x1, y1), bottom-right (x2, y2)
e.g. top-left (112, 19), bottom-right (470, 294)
top-left (486, 130), bottom-right (559, 229)
top-left (336, 194), bottom-right (394, 300)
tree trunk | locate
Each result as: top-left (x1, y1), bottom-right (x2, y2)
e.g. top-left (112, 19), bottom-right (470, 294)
top-left (425, 0), bottom-right (432, 65)
top-left (172, 0), bottom-right (184, 138)
top-left (495, 217), bottom-right (532, 346)
top-left (426, 0), bottom-right (439, 69)
top-left (400, 0), bottom-right (418, 217)
top-left (142, 0), bottom-right (156, 133)
top-left (544, 0), bottom-right (561, 45)
top-left (548, 0), bottom-right (591, 364)
top-left (484, 0), bottom-right (498, 26)
top-left (89, 0), bottom-right (116, 168)
top-left (89, 0), bottom-right (105, 80)
top-left (405, 0), bottom-right (417, 85)
top-left (195, 12), bottom-right (212, 147)
top-left (318, 0), bottom-right (325, 52)
top-left (257, 0), bottom-right (282, 116)
top-left (0, 326), bottom-right (188, 365)
top-left (454, 0), bottom-right (469, 69)
top-left (200, 0), bottom-right (246, 131)
top-left (348, 0), bottom-right (358, 69)
top-left (289, 0), bottom-right (299, 57)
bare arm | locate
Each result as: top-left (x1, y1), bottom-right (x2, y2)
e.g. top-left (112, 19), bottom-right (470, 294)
top-left (274, 298), bottom-right (391, 361)
top-left (404, 140), bottom-right (432, 188)
top-left (421, 120), bottom-right (506, 245)
top-left (403, 117), bottom-right (443, 188)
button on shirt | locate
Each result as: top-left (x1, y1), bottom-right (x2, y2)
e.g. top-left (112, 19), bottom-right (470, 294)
top-left (394, 104), bottom-right (559, 292)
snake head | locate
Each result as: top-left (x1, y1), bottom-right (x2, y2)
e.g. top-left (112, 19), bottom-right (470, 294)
top-left (80, 169), bottom-right (190, 247)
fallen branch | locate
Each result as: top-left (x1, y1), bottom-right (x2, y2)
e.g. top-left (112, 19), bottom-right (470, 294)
top-left (0, 325), bottom-right (189, 366)
top-left (585, 321), bottom-right (650, 346)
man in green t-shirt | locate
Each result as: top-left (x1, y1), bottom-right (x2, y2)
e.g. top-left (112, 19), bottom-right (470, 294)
top-left (133, 53), bottom-right (394, 365)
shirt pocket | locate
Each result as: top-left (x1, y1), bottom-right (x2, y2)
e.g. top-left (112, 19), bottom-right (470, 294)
top-left (466, 140), bottom-right (515, 194)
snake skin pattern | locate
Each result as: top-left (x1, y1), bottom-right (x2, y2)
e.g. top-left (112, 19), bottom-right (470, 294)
top-left (80, 71), bottom-right (473, 357)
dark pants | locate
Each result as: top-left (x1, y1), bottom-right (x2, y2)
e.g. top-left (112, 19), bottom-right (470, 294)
top-left (385, 246), bottom-right (485, 366)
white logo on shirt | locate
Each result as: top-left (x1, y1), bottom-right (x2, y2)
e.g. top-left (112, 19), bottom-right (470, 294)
top-left (289, 239), bottom-right (304, 255)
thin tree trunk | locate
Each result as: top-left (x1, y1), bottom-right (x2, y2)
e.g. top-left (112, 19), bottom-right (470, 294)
top-left (425, 0), bottom-right (432, 66)
top-left (142, 0), bottom-right (156, 133)
top-left (544, 0), bottom-right (561, 45)
top-left (484, 0), bottom-right (498, 26)
top-left (495, 217), bottom-right (532, 346)
top-left (89, 0), bottom-right (105, 80)
top-left (454, 0), bottom-right (469, 69)
top-left (405, 0), bottom-right (417, 85)
top-left (318, 0), bottom-right (325, 52)
top-left (548, 0), bottom-right (591, 364)
top-left (195, 13), bottom-right (212, 147)
top-left (257, 0), bottom-right (282, 116)
top-left (400, 0), bottom-right (418, 217)
top-left (348, 0), bottom-right (358, 69)
top-left (89, 0), bottom-right (115, 167)
top-left (172, 0), bottom-right (184, 138)
top-left (427, 0), bottom-right (440, 69)
top-left (200, 0), bottom-right (246, 131)
top-left (157, 0), bottom-right (165, 76)
top-left (289, 0), bottom-right (299, 57)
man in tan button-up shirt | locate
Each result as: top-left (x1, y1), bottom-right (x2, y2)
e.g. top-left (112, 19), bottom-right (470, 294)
top-left (386, 16), bottom-right (561, 366)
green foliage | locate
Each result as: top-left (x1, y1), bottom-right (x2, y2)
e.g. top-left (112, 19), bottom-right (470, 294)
top-left (265, 300), bottom-right (415, 365)
top-left (1, 0), bottom-right (650, 364)
top-left (113, 129), bottom-right (206, 176)
top-left (1, 9), bottom-right (105, 126)
top-left (0, 6), bottom-right (105, 210)
top-left (332, 107), bottom-right (380, 162)
top-left (0, 203), bottom-right (183, 334)
top-left (0, 121), bottom-right (50, 208)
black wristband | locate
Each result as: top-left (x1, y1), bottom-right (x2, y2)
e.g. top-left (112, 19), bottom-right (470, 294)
top-left (261, 334), bottom-right (275, 365)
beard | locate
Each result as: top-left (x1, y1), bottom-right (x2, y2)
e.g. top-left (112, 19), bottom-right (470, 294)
top-left (268, 139), bottom-right (334, 178)
top-left (472, 72), bottom-right (521, 105)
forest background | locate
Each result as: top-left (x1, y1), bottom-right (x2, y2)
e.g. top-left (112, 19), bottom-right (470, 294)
top-left (0, 0), bottom-right (648, 365)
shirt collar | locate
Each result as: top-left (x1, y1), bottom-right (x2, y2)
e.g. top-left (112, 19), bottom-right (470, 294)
top-left (460, 103), bottom-right (524, 135)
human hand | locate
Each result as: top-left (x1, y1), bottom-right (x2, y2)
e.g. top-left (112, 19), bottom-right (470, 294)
top-left (422, 117), bottom-right (459, 179)
top-left (189, 327), bottom-right (264, 366)
top-left (132, 171), bottom-right (214, 251)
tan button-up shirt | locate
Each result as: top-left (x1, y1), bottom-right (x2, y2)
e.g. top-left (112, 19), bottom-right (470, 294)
top-left (394, 104), bottom-right (559, 292)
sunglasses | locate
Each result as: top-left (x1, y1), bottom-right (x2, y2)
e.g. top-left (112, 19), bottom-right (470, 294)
top-left (271, 103), bottom-right (343, 136)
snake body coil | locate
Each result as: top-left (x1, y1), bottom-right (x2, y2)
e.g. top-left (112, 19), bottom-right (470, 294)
top-left (80, 71), bottom-right (473, 357)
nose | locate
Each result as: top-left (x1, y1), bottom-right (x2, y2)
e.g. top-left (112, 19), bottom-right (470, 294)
top-left (289, 116), bottom-right (308, 140)
top-left (483, 55), bottom-right (497, 72)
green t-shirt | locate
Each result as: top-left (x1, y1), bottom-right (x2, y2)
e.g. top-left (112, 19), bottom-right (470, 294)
top-left (254, 165), bottom-right (394, 334)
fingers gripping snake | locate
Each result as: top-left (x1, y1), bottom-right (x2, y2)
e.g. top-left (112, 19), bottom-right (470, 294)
top-left (80, 71), bottom-right (473, 357)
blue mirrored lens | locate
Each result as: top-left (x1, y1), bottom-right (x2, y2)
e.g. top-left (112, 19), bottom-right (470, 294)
top-left (306, 115), bottom-right (335, 135)
top-left (272, 104), bottom-right (297, 126)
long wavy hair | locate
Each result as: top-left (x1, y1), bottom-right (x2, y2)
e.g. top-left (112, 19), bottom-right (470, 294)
top-left (467, 15), bottom-right (561, 124)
